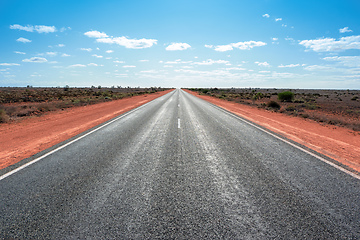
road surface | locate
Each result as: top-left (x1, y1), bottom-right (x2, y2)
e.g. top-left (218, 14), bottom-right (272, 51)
top-left (1, 89), bottom-right (359, 239)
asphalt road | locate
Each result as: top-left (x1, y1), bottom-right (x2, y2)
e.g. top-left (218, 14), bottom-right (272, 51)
top-left (1, 89), bottom-right (359, 239)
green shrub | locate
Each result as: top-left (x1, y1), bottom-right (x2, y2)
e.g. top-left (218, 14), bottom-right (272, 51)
top-left (267, 101), bottom-right (281, 109)
top-left (278, 91), bottom-right (294, 102)
top-left (252, 92), bottom-right (264, 100)
top-left (286, 105), bottom-right (297, 112)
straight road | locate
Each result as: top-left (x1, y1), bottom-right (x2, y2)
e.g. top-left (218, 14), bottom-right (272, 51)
top-left (1, 89), bottom-right (359, 239)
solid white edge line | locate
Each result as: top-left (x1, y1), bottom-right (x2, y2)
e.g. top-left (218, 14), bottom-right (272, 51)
top-left (178, 118), bottom-right (181, 129)
top-left (183, 90), bottom-right (360, 180)
top-left (0, 92), bottom-right (172, 181)
top-left (216, 104), bottom-right (360, 180)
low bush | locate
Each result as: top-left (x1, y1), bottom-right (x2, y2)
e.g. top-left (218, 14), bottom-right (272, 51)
top-left (286, 105), bottom-right (297, 112)
top-left (0, 109), bottom-right (10, 123)
top-left (267, 101), bottom-right (281, 109)
top-left (278, 91), bottom-right (294, 102)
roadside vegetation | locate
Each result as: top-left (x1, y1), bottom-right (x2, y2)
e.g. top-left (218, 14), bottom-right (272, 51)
top-left (0, 86), bottom-right (169, 123)
top-left (188, 88), bottom-right (360, 131)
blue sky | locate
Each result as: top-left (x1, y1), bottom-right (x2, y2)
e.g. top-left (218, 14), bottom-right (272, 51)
top-left (1, 0), bottom-right (360, 88)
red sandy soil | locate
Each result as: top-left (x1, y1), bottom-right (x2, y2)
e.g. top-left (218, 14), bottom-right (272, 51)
top-left (0, 90), bottom-right (173, 170)
top-left (1, 88), bottom-right (359, 174)
top-left (184, 89), bottom-right (360, 173)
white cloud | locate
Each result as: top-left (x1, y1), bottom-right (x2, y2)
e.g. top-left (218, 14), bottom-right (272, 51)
top-left (272, 38), bottom-right (278, 41)
top-left (275, 18), bottom-right (282, 22)
top-left (193, 59), bottom-right (229, 65)
top-left (113, 60), bottom-right (125, 63)
top-left (10, 24), bottom-right (33, 32)
top-left (255, 61), bottom-right (270, 67)
top-left (299, 35), bottom-right (360, 52)
top-left (84, 30), bottom-right (108, 38)
top-left (106, 50), bottom-right (114, 53)
top-left (339, 27), bottom-right (353, 33)
top-left (22, 57), bottom-right (48, 63)
top-left (123, 65), bottom-right (136, 68)
top-left (214, 45), bottom-right (234, 52)
top-left (61, 53), bottom-right (71, 57)
top-left (262, 14), bottom-right (270, 18)
top-left (96, 36), bottom-right (157, 49)
top-left (304, 65), bottom-right (332, 71)
top-left (88, 63), bottom-right (100, 66)
top-left (84, 30), bottom-right (157, 49)
top-left (278, 64), bottom-right (300, 68)
top-left (204, 44), bottom-right (214, 49)
top-left (323, 56), bottom-right (360, 67)
top-left (165, 59), bottom-right (192, 64)
top-left (16, 37), bottom-right (31, 43)
top-left (0, 63), bottom-right (20, 66)
top-left (92, 54), bottom-right (103, 58)
top-left (211, 41), bottom-right (267, 52)
top-left (57, 44), bottom-right (65, 47)
top-left (80, 48), bottom-right (92, 52)
top-left (226, 67), bottom-right (246, 71)
top-left (14, 51), bottom-right (26, 54)
top-left (35, 25), bottom-right (56, 33)
top-left (69, 64), bottom-right (86, 68)
top-left (139, 59), bottom-right (149, 62)
top-left (166, 43), bottom-right (191, 51)
top-left (46, 52), bottom-right (57, 56)
top-left (10, 24), bottom-right (56, 33)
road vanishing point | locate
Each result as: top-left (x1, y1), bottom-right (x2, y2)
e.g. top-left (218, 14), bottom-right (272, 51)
top-left (1, 89), bottom-right (359, 239)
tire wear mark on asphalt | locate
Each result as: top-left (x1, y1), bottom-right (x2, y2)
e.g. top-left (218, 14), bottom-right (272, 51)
top-left (0, 89), bottom-right (359, 239)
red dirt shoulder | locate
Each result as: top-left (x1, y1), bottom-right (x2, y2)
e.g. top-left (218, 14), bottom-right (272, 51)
top-left (184, 89), bottom-right (360, 173)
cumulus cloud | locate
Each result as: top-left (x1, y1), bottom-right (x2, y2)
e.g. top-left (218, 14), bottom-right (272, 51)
top-left (92, 54), bottom-right (103, 58)
top-left (84, 30), bottom-right (108, 38)
top-left (166, 43), bottom-right (191, 51)
top-left (210, 41), bottom-right (267, 52)
top-left (14, 51), bottom-right (26, 54)
top-left (275, 18), bottom-right (282, 22)
top-left (80, 48), bottom-right (92, 52)
top-left (10, 24), bottom-right (33, 32)
top-left (214, 45), bottom-right (234, 52)
top-left (255, 61), bottom-right (270, 67)
top-left (123, 65), bottom-right (136, 68)
top-left (96, 36), bottom-right (157, 49)
top-left (16, 37), bottom-right (31, 43)
top-left (278, 64), bottom-right (300, 68)
top-left (88, 63), bottom-right (100, 66)
top-left (339, 27), bottom-right (353, 33)
top-left (299, 35), bottom-right (360, 52)
top-left (193, 59), bottom-right (229, 65)
top-left (304, 65), bottom-right (332, 71)
top-left (262, 14), bottom-right (270, 18)
top-left (22, 57), bottom-right (48, 63)
top-left (10, 24), bottom-right (56, 33)
top-left (61, 53), bottom-right (71, 57)
top-left (106, 50), bottom-right (114, 53)
top-left (0, 63), bottom-right (20, 66)
top-left (35, 25), bottom-right (56, 33)
top-left (69, 64), bottom-right (86, 68)
top-left (46, 52), bottom-right (57, 56)
top-left (323, 56), bottom-right (360, 67)
top-left (84, 30), bottom-right (157, 49)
